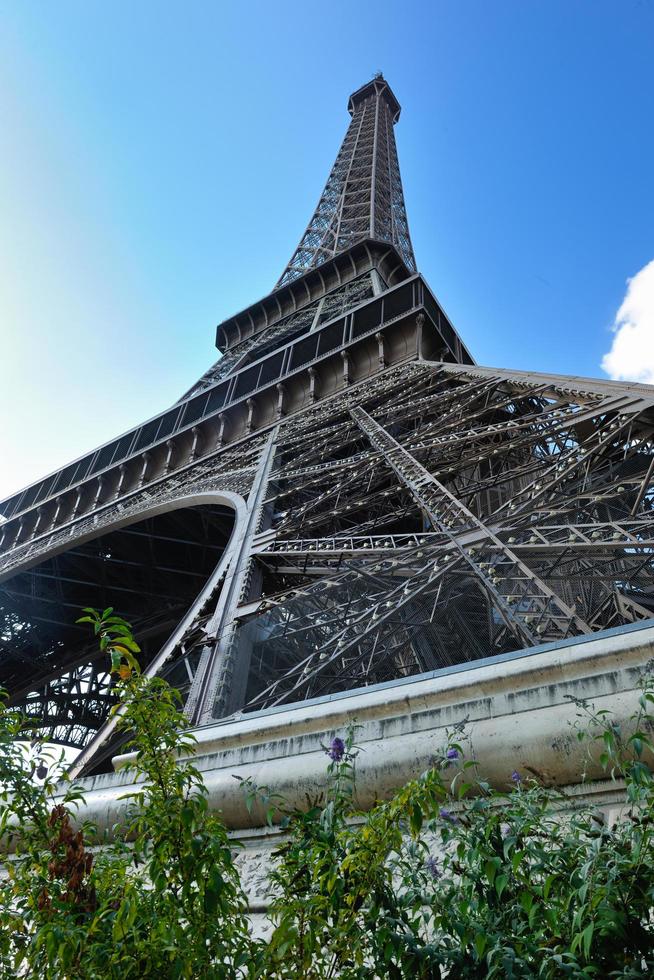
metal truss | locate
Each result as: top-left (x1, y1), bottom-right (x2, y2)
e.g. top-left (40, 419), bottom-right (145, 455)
top-left (3, 352), bottom-right (653, 754)
top-left (1, 74), bottom-right (653, 770)
top-left (239, 362), bottom-right (654, 711)
top-left (276, 75), bottom-right (416, 288)
top-left (0, 437), bottom-right (264, 751)
top-left (180, 272), bottom-right (378, 403)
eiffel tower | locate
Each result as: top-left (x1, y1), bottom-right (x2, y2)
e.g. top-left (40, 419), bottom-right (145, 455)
top-left (2, 75), bottom-right (653, 777)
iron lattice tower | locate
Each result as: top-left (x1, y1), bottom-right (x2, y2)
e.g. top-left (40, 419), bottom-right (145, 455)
top-left (276, 76), bottom-right (415, 287)
top-left (1, 76), bottom-right (653, 775)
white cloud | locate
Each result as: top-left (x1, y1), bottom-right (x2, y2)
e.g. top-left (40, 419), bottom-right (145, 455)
top-left (602, 259), bottom-right (654, 385)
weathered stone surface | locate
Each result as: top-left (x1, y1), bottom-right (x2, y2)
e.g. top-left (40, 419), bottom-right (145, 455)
top-left (73, 623), bottom-right (650, 821)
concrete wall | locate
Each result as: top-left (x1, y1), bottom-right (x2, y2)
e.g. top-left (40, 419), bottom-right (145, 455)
top-left (67, 620), bottom-right (654, 922)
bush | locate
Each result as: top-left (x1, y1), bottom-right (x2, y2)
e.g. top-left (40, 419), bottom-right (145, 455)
top-left (1, 609), bottom-right (654, 977)
top-left (0, 609), bottom-right (250, 978)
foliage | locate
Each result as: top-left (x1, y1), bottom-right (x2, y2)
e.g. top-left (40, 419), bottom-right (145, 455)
top-left (253, 695), bottom-right (654, 979)
top-left (0, 608), bottom-right (250, 978)
top-left (1, 610), bottom-right (654, 978)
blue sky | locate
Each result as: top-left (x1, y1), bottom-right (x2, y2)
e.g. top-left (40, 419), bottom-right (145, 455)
top-left (1, 1), bottom-right (653, 501)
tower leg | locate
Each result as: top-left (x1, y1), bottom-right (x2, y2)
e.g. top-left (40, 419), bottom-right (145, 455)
top-left (186, 428), bottom-right (279, 724)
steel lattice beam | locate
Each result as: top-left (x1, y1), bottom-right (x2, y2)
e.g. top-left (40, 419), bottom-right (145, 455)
top-left (1, 76), bottom-right (653, 767)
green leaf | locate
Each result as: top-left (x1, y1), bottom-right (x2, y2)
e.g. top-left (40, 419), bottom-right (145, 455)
top-left (545, 906), bottom-right (558, 931)
top-left (410, 803), bottom-right (423, 835)
top-left (495, 874), bottom-right (508, 899)
top-left (484, 857), bottom-right (500, 884)
top-left (113, 637), bottom-right (141, 654)
top-left (112, 898), bottom-right (137, 941)
top-left (180, 805), bottom-right (194, 829)
top-left (204, 867), bottom-right (224, 914)
top-left (528, 901), bottom-right (538, 929)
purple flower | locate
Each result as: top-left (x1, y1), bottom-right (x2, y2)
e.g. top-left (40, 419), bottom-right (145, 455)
top-left (425, 855), bottom-right (441, 879)
top-left (500, 823), bottom-right (511, 839)
top-left (446, 748), bottom-right (459, 761)
top-left (327, 736), bottom-right (345, 762)
top-left (439, 808), bottom-right (458, 824)
top-left (511, 770), bottom-right (521, 784)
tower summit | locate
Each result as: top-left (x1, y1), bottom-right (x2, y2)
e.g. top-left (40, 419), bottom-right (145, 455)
top-left (277, 74), bottom-right (415, 288)
top-left (0, 77), bottom-right (653, 778)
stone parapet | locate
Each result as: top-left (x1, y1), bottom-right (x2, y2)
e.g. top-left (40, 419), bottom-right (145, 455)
top-left (71, 620), bottom-right (654, 834)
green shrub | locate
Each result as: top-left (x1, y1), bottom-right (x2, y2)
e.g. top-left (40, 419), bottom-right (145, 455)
top-left (2, 609), bottom-right (654, 977)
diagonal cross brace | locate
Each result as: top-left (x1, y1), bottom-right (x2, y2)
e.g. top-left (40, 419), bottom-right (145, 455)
top-left (350, 406), bottom-right (592, 645)
top-left (245, 542), bottom-right (465, 710)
